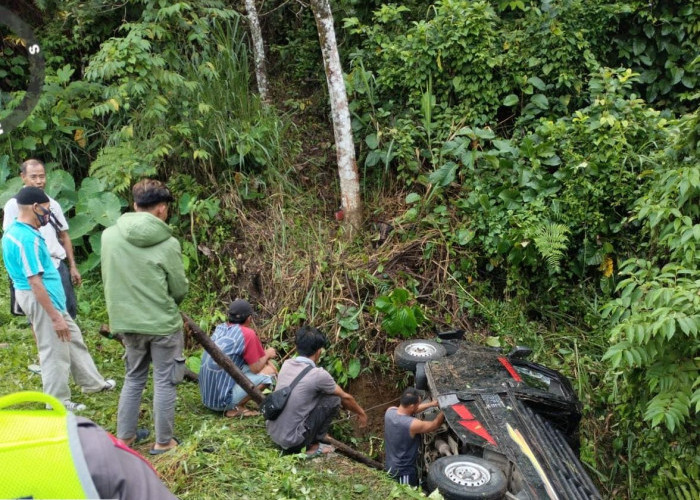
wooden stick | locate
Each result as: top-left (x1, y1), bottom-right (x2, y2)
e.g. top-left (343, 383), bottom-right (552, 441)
top-left (321, 436), bottom-right (384, 471)
top-left (182, 313), bottom-right (385, 471)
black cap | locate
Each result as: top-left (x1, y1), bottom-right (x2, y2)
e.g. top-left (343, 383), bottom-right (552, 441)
top-left (228, 299), bottom-right (253, 323)
top-left (16, 186), bottom-right (49, 205)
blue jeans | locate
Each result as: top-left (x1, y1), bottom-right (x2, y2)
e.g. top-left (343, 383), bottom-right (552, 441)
top-left (225, 365), bottom-right (274, 410)
top-left (117, 331), bottom-right (185, 445)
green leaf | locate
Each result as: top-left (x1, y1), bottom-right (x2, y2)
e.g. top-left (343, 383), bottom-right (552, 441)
top-left (632, 38), bottom-right (646, 56)
top-left (428, 162), bottom-right (458, 187)
top-left (339, 315), bottom-right (359, 331)
top-left (78, 177), bottom-right (106, 199)
top-left (45, 170), bottom-right (76, 199)
top-left (527, 76), bottom-right (546, 90)
top-left (485, 336), bottom-right (501, 347)
top-left (405, 193), bottom-right (421, 204)
top-left (365, 133), bottom-right (379, 150)
top-left (0, 177), bottom-right (24, 207)
top-left (365, 150), bottom-right (382, 167)
top-left (179, 193), bottom-right (195, 215)
top-left (67, 214), bottom-right (97, 240)
top-left (404, 207), bottom-right (419, 221)
top-left (352, 484), bottom-right (367, 494)
top-left (56, 64), bottom-right (75, 84)
top-left (474, 128), bottom-right (496, 140)
top-left (87, 192), bottom-right (122, 227)
top-left (374, 296), bottom-right (392, 312)
top-left (88, 232), bottom-right (102, 256)
top-left (348, 359), bottom-right (361, 379)
top-left (0, 155), bottom-right (10, 184)
top-left (456, 228), bottom-right (475, 245)
top-left (390, 288), bottom-right (410, 304)
top-left (531, 94), bottom-right (549, 109)
top-left (186, 355), bottom-right (201, 375)
top-left (77, 252), bottom-right (101, 274)
top-left (503, 94), bottom-right (519, 106)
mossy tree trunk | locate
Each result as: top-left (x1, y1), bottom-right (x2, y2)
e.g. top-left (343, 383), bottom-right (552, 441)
top-left (244, 0), bottom-right (269, 103)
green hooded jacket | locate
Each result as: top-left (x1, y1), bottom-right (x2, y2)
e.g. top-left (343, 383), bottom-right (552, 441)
top-left (101, 212), bottom-right (188, 335)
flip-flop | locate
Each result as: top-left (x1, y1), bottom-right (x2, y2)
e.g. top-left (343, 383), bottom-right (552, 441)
top-left (149, 437), bottom-right (180, 456)
top-left (224, 407), bottom-right (260, 418)
top-left (133, 428), bottom-right (150, 444)
top-left (305, 443), bottom-right (335, 458)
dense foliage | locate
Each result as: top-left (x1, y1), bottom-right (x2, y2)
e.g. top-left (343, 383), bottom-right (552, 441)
top-left (1, 0), bottom-right (698, 498)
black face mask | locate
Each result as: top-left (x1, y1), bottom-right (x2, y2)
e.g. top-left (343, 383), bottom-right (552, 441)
top-left (33, 205), bottom-right (51, 227)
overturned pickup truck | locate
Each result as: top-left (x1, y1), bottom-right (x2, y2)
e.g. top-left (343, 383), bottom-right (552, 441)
top-left (394, 331), bottom-right (601, 500)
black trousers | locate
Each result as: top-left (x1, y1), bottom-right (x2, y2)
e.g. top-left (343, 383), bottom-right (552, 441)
top-left (57, 260), bottom-right (78, 319)
top-left (287, 394), bottom-right (340, 453)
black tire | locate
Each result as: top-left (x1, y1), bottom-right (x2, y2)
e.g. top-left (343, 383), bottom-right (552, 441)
top-left (427, 455), bottom-right (507, 500)
top-left (395, 340), bottom-right (447, 372)
top-left (415, 363), bottom-right (428, 390)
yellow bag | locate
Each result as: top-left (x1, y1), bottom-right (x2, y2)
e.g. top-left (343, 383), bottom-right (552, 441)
top-left (0, 391), bottom-right (99, 499)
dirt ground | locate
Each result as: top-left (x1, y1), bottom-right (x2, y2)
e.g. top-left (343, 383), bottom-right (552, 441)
top-left (345, 370), bottom-right (404, 461)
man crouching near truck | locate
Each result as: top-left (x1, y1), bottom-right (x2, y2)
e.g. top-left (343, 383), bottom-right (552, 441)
top-left (384, 387), bottom-right (445, 486)
top-left (266, 326), bottom-right (368, 457)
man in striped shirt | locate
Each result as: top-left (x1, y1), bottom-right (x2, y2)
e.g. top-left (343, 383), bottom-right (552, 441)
top-left (199, 299), bottom-right (277, 417)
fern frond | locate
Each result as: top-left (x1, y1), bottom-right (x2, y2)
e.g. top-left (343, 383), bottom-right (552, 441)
top-left (532, 221), bottom-right (570, 273)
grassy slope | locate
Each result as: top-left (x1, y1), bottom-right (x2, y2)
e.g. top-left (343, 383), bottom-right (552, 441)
top-left (0, 269), bottom-right (419, 500)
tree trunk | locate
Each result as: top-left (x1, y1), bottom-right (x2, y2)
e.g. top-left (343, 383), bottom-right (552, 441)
top-left (309, 0), bottom-right (362, 232)
top-left (244, 0), bottom-right (269, 103)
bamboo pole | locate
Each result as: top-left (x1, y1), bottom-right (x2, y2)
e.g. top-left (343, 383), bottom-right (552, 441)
top-left (182, 313), bottom-right (384, 471)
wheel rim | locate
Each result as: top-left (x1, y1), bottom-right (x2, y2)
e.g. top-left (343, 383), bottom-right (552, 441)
top-left (443, 461), bottom-right (491, 487)
top-left (405, 342), bottom-right (438, 358)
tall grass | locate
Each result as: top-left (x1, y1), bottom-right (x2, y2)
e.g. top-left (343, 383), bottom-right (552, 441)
top-left (185, 18), bottom-right (291, 181)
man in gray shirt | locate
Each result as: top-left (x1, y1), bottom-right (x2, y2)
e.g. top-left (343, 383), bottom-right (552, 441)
top-left (384, 387), bottom-right (444, 486)
top-left (266, 326), bottom-right (368, 456)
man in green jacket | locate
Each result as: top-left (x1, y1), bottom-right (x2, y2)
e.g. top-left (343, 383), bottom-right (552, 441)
top-left (101, 179), bottom-right (188, 455)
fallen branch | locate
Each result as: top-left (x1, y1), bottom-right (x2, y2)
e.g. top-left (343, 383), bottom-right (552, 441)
top-left (182, 312), bottom-right (384, 471)
top-left (321, 436), bottom-right (383, 471)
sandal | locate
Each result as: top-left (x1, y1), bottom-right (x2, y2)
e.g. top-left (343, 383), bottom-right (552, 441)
top-left (149, 437), bottom-right (180, 456)
top-left (119, 428), bottom-right (150, 447)
top-left (305, 443), bottom-right (335, 458)
top-left (224, 407), bottom-right (260, 418)
top-left (133, 428), bottom-right (150, 444)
